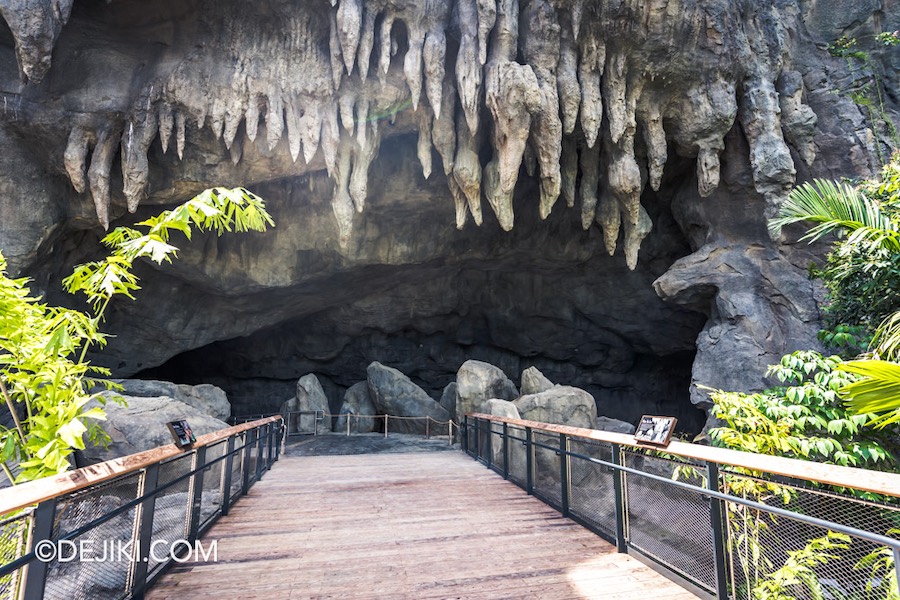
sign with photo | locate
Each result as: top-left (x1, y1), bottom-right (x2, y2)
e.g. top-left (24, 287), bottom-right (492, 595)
top-left (634, 415), bottom-right (677, 447)
top-left (166, 419), bottom-right (197, 447)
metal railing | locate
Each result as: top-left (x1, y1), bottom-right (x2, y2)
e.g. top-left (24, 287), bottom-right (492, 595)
top-left (463, 413), bottom-right (900, 600)
top-left (0, 416), bottom-right (283, 600)
top-left (263, 410), bottom-right (457, 443)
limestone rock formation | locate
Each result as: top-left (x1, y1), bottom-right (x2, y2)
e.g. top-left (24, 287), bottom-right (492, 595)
top-left (455, 360), bottom-right (519, 422)
top-left (114, 379), bottom-right (231, 421)
top-left (596, 416), bottom-right (636, 435)
top-left (520, 366), bottom-right (554, 396)
top-left (482, 398), bottom-right (523, 472)
top-left (296, 374), bottom-right (332, 434)
top-left (75, 393), bottom-right (229, 465)
top-left (440, 382), bottom-right (458, 422)
top-left (0, 0), bottom-right (897, 428)
top-left (514, 386), bottom-right (597, 430)
top-left (366, 361), bottom-right (451, 433)
top-left (335, 381), bottom-right (377, 433)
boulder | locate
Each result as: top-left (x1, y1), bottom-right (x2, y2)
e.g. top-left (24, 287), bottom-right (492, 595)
top-left (113, 379), bottom-right (232, 421)
top-left (296, 374), bottom-right (331, 434)
top-left (334, 382), bottom-right (377, 434)
top-left (513, 386), bottom-right (597, 430)
top-left (455, 360), bottom-right (518, 423)
top-left (279, 396), bottom-right (301, 433)
top-left (75, 394), bottom-right (230, 465)
top-left (596, 416), bottom-right (636, 435)
top-left (520, 366), bottom-right (555, 395)
top-left (481, 399), bottom-right (526, 478)
top-left (367, 362), bottom-right (450, 434)
top-left (439, 382), bottom-right (457, 421)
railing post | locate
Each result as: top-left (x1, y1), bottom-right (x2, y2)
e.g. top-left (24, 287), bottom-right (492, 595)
top-left (525, 427), bottom-right (534, 495)
top-left (559, 433), bottom-right (570, 517)
top-left (220, 436), bottom-right (236, 516)
top-left (266, 422), bottom-right (275, 469)
top-left (474, 417), bottom-right (480, 458)
top-left (611, 443), bottom-right (627, 553)
top-left (186, 446), bottom-right (207, 543)
top-left (347, 413), bottom-right (351, 436)
top-left (384, 415), bottom-right (389, 438)
top-left (21, 498), bottom-right (56, 600)
top-left (276, 419), bottom-right (284, 460)
top-left (502, 422), bottom-right (509, 480)
top-left (241, 430), bottom-right (252, 495)
top-left (707, 461), bottom-right (729, 599)
top-left (255, 424), bottom-right (266, 482)
top-left (485, 419), bottom-right (493, 471)
top-left (894, 547), bottom-right (900, 600)
top-left (128, 462), bottom-right (160, 599)
top-left (462, 416), bottom-right (469, 454)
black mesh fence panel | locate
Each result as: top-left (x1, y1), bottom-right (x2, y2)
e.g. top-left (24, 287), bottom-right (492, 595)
top-left (0, 509), bottom-right (30, 600)
top-left (721, 470), bottom-right (900, 600)
top-left (43, 473), bottom-right (141, 600)
top-left (568, 439), bottom-right (618, 541)
top-left (146, 453), bottom-right (193, 578)
top-left (531, 430), bottom-right (562, 510)
top-left (623, 449), bottom-right (717, 592)
top-left (198, 441), bottom-right (227, 531)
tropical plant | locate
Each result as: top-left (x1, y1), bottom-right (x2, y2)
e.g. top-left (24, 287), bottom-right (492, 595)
top-left (854, 529), bottom-right (900, 600)
top-left (753, 532), bottom-right (851, 600)
top-left (0, 187), bottom-right (273, 483)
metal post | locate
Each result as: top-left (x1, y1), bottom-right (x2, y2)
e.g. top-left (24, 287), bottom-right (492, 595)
top-left (384, 415), bottom-right (389, 438)
top-left (255, 424), bottom-right (266, 482)
top-left (894, 547), bottom-right (900, 600)
top-left (186, 446), bottom-right (207, 543)
top-left (426, 417), bottom-right (431, 439)
top-left (220, 436), bottom-right (236, 516)
top-left (22, 498), bottom-right (57, 600)
top-left (559, 433), bottom-right (571, 517)
top-left (486, 419), bottom-right (493, 471)
top-left (448, 421), bottom-right (453, 446)
top-left (525, 427), bottom-right (534, 495)
top-left (313, 411), bottom-right (319, 436)
top-left (611, 443), bottom-right (627, 553)
top-left (462, 416), bottom-right (468, 453)
top-left (128, 462), bottom-right (160, 599)
top-left (241, 430), bottom-right (252, 495)
top-left (707, 461), bottom-right (729, 599)
top-left (275, 420), bottom-right (283, 460)
top-left (346, 414), bottom-right (351, 436)
top-left (502, 422), bottom-right (509, 480)
top-left (266, 422), bottom-right (275, 469)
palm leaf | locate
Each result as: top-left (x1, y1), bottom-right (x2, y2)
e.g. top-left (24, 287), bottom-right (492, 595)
top-left (838, 360), bottom-right (900, 428)
top-left (872, 312), bottom-right (900, 362)
top-left (769, 179), bottom-right (900, 251)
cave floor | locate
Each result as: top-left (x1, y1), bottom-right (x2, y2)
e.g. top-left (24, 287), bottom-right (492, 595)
top-left (283, 432), bottom-right (459, 456)
top-left (146, 451), bottom-right (699, 599)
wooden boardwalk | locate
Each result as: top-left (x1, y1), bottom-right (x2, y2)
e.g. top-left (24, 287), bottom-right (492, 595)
top-left (147, 451), bottom-right (699, 599)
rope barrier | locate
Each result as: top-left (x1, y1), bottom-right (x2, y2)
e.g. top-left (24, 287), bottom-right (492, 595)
top-left (276, 410), bottom-right (460, 445)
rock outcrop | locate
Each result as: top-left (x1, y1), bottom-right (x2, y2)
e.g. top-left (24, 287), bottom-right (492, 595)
top-left (520, 366), bottom-right (554, 396)
top-left (335, 381), bottom-right (377, 434)
top-left (114, 379), bottom-right (231, 421)
top-left (455, 360), bottom-right (519, 421)
top-left (296, 374), bottom-right (332, 434)
top-left (514, 386), bottom-right (597, 430)
top-left (367, 362), bottom-right (451, 434)
top-left (0, 0), bottom-right (896, 427)
top-left (75, 393), bottom-right (229, 465)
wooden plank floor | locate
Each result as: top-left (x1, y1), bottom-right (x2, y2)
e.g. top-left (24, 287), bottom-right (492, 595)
top-left (147, 452), bottom-right (699, 599)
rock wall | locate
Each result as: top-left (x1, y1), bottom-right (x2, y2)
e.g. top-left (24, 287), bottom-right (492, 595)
top-left (0, 0), bottom-right (897, 426)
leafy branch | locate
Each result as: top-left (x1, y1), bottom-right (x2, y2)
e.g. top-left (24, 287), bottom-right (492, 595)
top-left (0, 187), bottom-right (273, 483)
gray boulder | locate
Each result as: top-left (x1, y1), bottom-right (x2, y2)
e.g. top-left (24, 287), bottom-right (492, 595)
top-left (514, 386), bottom-right (597, 430)
top-left (440, 382), bottom-right (457, 421)
top-left (279, 396), bottom-right (301, 433)
top-left (113, 379), bottom-right (231, 421)
top-left (76, 394), bottom-right (230, 465)
top-left (481, 399), bottom-right (525, 477)
top-left (367, 362), bottom-right (450, 434)
top-left (520, 366), bottom-right (554, 396)
top-left (296, 374), bottom-right (331, 434)
top-left (597, 416), bottom-right (636, 435)
top-left (455, 360), bottom-right (518, 423)
top-left (334, 382), bottom-right (377, 434)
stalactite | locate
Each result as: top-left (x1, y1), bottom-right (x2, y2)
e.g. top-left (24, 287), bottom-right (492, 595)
top-left (64, 127), bottom-right (90, 194)
top-left (88, 124), bottom-right (121, 230)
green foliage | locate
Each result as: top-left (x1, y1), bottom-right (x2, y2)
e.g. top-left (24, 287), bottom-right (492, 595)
top-left (0, 187), bottom-right (273, 483)
top-left (709, 351), bottom-right (894, 469)
top-left (839, 360), bottom-right (900, 429)
top-left (753, 532), bottom-right (851, 600)
top-left (854, 529), bottom-right (900, 600)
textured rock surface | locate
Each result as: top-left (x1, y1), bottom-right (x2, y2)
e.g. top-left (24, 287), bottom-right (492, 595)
top-left (514, 386), bottom-right (597, 430)
top-left (75, 393), bottom-right (229, 465)
top-left (482, 398), bottom-right (523, 471)
top-left (296, 374), bottom-right (332, 434)
top-left (455, 360), bottom-right (519, 422)
top-left (113, 379), bottom-right (231, 420)
top-left (366, 361), bottom-right (451, 433)
top-left (520, 366), bottom-right (554, 396)
top-left (596, 416), bottom-right (636, 435)
top-left (335, 381), bottom-right (377, 434)
top-left (0, 0), bottom-right (897, 429)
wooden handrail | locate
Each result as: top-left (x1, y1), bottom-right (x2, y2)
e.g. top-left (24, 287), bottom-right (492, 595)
top-left (0, 415), bottom-right (282, 516)
top-left (466, 413), bottom-right (900, 498)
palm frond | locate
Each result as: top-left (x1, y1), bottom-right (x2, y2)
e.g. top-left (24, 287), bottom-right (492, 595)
top-left (838, 360), bottom-right (900, 428)
top-left (769, 179), bottom-right (900, 251)
top-left (872, 312), bottom-right (900, 362)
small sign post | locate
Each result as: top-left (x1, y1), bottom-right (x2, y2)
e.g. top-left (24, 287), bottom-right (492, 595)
top-left (166, 419), bottom-right (196, 447)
